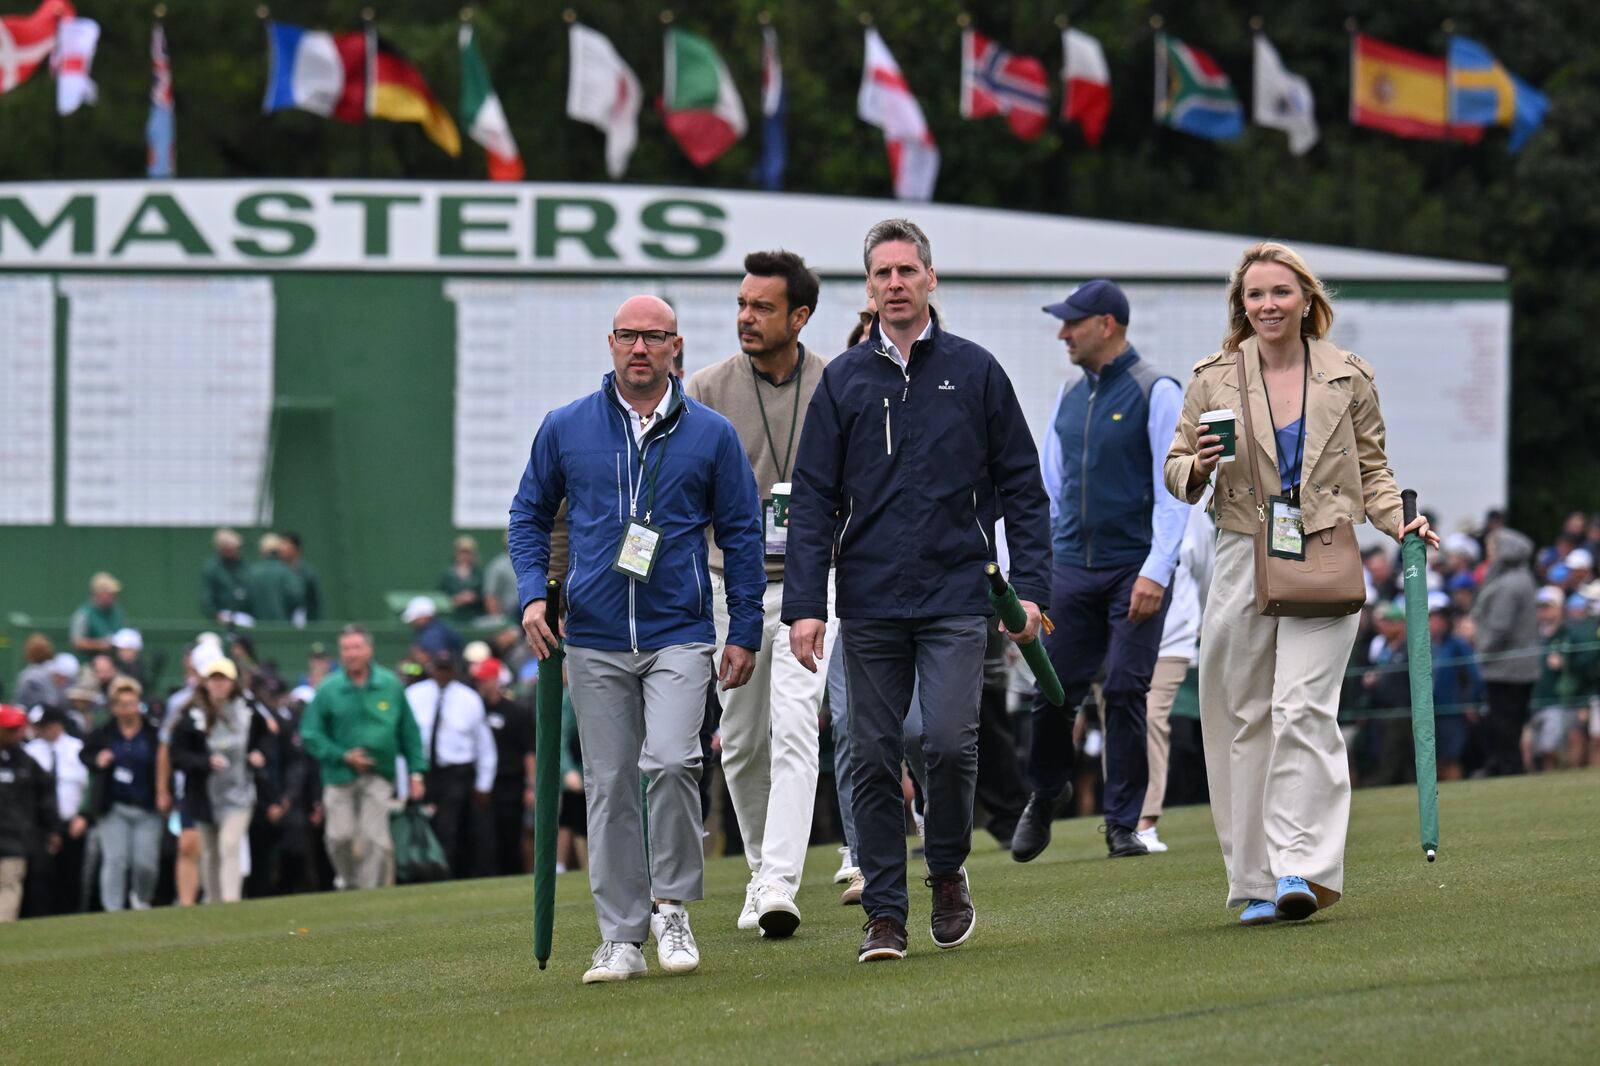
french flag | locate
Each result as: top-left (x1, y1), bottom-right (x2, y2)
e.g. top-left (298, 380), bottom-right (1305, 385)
top-left (1061, 27), bottom-right (1111, 147)
top-left (261, 20), bottom-right (365, 122)
top-left (959, 28), bottom-right (1049, 142)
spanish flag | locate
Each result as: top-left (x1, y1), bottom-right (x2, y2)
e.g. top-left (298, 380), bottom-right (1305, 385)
top-left (1349, 34), bottom-right (1479, 142)
top-left (369, 32), bottom-right (460, 157)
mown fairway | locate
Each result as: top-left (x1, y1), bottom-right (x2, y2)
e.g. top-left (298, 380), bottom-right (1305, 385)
top-left (2, 771), bottom-right (1596, 1064)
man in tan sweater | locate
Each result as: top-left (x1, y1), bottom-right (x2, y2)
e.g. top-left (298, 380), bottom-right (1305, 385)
top-left (685, 250), bottom-right (832, 939)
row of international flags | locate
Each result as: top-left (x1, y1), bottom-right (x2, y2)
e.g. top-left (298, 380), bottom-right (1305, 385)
top-left (0, 2), bottom-right (1553, 200)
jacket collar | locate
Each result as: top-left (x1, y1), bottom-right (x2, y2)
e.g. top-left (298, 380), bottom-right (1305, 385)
top-left (601, 372), bottom-right (688, 442)
top-left (1238, 335), bottom-right (1352, 478)
top-left (868, 306), bottom-right (943, 357)
top-left (1085, 345), bottom-right (1140, 387)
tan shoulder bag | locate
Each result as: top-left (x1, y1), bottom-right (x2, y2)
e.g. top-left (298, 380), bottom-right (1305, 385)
top-left (1235, 352), bottom-right (1365, 617)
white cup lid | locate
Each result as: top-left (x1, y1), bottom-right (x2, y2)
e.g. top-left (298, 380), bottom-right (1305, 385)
top-left (770, 482), bottom-right (792, 495)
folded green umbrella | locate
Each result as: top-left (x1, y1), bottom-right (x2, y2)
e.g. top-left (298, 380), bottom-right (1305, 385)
top-left (1400, 490), bottom-right (1440, 862)
top-left (533, 579), bottom-right (564, 968)
top-left (985, 563), bottom-right (1065, 706)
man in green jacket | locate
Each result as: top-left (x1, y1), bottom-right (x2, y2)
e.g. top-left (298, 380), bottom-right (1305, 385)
top-left (247, 533), bottom-right (306, 625)
top-left (301, 626), bottom-right (427, 890)
top-left (200, 528), bottom-right (252, 622)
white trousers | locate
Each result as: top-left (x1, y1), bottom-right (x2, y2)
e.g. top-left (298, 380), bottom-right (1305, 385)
top-left (711, 571), bottom-right (836, 896)
top-left (1200, 531), bottom-right (1358, 909)
top-left (200, 808), bottom-right (253, 904)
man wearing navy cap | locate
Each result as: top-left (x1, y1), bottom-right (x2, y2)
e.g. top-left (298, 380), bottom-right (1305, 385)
top-left (1016, 280), bottom-right (1190, 860)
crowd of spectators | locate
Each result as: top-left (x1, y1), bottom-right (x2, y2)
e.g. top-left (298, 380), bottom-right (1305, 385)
top-left (2, 509), bottom-right (1595, 921)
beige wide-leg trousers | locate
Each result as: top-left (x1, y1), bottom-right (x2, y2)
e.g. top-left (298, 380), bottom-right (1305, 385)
top-left (1200, 530), bottom-right (1357, 910)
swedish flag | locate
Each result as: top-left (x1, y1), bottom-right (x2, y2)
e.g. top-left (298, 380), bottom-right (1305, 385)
top-left (1447, 37), bottom-right (1549, 153)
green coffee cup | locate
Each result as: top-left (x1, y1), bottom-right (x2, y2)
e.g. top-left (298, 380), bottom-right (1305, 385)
top-left (1200, 408), bottom-right (1237, 463)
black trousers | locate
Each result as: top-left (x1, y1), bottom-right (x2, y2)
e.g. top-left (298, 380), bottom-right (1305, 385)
top-left (975, 626), bottom-right (1028, 840)
top-left (488, 776), bottom-right (526, 876)
top-left (427, 764), bottom-right (491, 878)
top-left (1483, 681), bottom-right (1532, 776)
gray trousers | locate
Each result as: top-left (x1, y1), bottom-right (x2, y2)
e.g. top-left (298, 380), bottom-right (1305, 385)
top-left (100, 803), bottom-right (163, 911)
top-left (842, 616), bottom-right (987, 924)
top-left (828, 652), bottom-right (928, 870)
top-left (566, 643), bottom-right (714, 943)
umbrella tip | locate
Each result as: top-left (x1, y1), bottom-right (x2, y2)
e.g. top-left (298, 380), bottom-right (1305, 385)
top-left (538, 959), bottom-right (548, 970)
top-left (1425, 849), bottom-right (1437, 862)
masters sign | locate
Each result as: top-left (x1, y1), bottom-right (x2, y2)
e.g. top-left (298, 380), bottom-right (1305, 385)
top-left (0, 181), bottom-right (733, 273)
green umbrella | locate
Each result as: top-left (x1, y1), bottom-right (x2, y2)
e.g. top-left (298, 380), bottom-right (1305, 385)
top-left (1399, 490), bottom-right (1440, 862)
top-left (984, 563), bottom-right (1065, 706)
top-left (533, 579), bottom-right (564, 968)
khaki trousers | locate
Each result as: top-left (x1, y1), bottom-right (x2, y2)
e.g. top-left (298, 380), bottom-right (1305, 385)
top-left (0, 857), bottom-right (25, 922)
top-left (1141, 657), bottom-right (1190, 820)
top-left (711, 571), bottom-right (836, 896)
top-left (1200, 531), bottom-right (1357, 909)
top-left (200, 808), bottom-right (253, 904)
top-left (323, 774), bottom-right (395, 890)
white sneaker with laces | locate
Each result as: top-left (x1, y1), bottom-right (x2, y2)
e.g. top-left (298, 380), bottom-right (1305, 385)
top-left (737, 881), bottom-right (760, 930)
top-left (1136, 826), bottom-right (1169, 853)
top-left (755, 884), bottom-right (801, 939)
top-left (582, 940), bottom-right (647, 984)
top-left (833, 845), bottom-right (857, 884)
top-left (651, 904), bottom-right (700, 974)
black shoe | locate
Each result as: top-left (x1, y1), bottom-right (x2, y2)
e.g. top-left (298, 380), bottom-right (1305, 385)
top-left (1011, 791), bottom-right (1057, 863)
top-left (858, 914), bottom-right (909, 962)
top-left (1104, 823), bottom-right (1150, 858)
top-left (927, 868), bottom-right (975, 949)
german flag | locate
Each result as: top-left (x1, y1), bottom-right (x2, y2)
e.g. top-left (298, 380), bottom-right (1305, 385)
top-left (368, 33), bottom-right (460, 156)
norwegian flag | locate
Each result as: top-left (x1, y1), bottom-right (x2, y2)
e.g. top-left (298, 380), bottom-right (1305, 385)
top-left (0, 0), bottom-right (73, 95)
top-left (959, 28), bottom-right (1049, 141)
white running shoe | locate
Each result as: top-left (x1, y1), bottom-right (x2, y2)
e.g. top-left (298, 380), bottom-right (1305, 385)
top-left (756, 884), bottom-right (801, 939)
top-left (833, 846), bottom-right (857, 884)
top-left (1136, 826), bottom-right (1169, 853)
top-left (651, 904), bottom-right (700, 974)
top-left (737, 881), bottom-right (760, 930)
top-left (582, 941), bottom-right (647, 984)
top-left (840, 870), bottom-right (865, 906)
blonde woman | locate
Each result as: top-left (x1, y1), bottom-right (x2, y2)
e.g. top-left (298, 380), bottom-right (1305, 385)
top-left (1164, 242), bottom-right (1438, 926)
top-left (171, 659), bottom-right (274, 904)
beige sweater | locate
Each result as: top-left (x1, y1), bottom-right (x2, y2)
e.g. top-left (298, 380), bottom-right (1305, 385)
top-left (684, 346), bottom-right (828, 581)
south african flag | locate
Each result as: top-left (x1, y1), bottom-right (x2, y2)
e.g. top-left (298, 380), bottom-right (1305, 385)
top-left (1155, 33), bottom-right (1244, 141)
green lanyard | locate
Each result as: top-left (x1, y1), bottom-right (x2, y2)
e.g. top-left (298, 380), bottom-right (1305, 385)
top-left (633, 428), bottom-right (671, 523)
top-left (750, 354), bottom-right (804, 483)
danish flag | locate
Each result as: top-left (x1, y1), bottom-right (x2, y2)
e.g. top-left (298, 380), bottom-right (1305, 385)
top-left (0, 0), bottom-right (73, 95)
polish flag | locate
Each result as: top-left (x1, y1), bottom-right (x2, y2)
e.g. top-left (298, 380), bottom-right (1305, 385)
top-left (0, 0), bottom-right (74, 95)
top-left (858, 27), bottom-right (938, 201)
top-left (1060, 27), bottom-right (1111, 147)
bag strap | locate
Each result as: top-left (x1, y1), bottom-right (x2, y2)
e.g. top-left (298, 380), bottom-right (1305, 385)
top-left (1234, 352), bottom-right (1268, 526)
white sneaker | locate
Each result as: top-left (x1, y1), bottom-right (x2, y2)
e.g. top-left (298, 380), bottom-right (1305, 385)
top-left (840, 870), bottom-right (865, 906)
top-left (833, 846), bottom-right (857, 884)
top-left (651, 905), bottom-right (700, 974)
top-left (582, 940), bottom-right (647, 984)
top-left (755, 884), bottom-right (801, 939)
top-left (1136, 827), bottom-right (1169, 853)
top-left (737, 881), bottom-right (760, 930)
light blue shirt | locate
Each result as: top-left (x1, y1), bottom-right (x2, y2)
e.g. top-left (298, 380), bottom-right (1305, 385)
top-left (1040, 374), bottom-right (1189, 588)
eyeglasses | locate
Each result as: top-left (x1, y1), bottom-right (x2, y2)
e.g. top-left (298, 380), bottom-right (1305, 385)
top-left (612, 329), bottom-right (677, 348)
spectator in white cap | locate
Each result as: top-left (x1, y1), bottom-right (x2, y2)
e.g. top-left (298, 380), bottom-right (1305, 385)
top-left (1562, 548), bottom-right (1593, 592)
top-left (112, 629), bottom-right (146, 687)
top-left (403, 595), bottom-right (464, 664)
top-left (70, 572), bottom-right (125, 655)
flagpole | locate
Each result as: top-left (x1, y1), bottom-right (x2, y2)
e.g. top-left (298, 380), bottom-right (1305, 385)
top-left (1150, 15), bottom-right (1165, 127)
top-left (1248, 15), bottom-right (1264, 235)
top-left (1440, 18), bottom-right (1456, 251)
top-left (1345, 17), bottom-right (1361, 246)
top-left (1055, 13), bottom-right (1072, 216)
top-left (361, 6), bottom-right (376, 176)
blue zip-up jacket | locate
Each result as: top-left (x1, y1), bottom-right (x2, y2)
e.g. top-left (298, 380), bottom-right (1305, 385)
top-left (781, 313), bottom-right (1052, 622)
top-left (508, 373), bottom-right (766, 653)
top-left (1051, 346), bottom-right (1180, 570)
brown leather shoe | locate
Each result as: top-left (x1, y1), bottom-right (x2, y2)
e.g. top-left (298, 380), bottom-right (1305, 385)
top-left (857, 915), bottom-right (908, 962)
top-left (927, 867), bottom-right (975, 949)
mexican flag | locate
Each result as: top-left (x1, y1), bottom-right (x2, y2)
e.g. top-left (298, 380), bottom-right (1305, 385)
top-left (662, 27), bottom-right (746, 167)
top-left (460, 24), bottom-right (523, 181)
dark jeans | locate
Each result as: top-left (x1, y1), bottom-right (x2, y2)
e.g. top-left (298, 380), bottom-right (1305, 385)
top-left (427, 764), bottom-right (491, 878)
top-left (843, 615), bottom-right (987, 924)
top-left (976, 625), bottom-right (1027, 840)
top-left (1027, 562), bottom-right (1169, 829)
top-left (1483, 681), bottom-right (1532, 776)
top-left (489, 777), bottom-right (527, 876)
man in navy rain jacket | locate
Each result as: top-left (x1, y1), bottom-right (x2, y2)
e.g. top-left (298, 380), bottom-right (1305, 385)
top-left (782, 219), bottom-right (1052, 965)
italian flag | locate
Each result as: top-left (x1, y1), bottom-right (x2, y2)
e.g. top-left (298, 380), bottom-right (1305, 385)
top-left (460, 24), bottom-right (523, 181)
top-left (662, 27), bottom-right (747, 167)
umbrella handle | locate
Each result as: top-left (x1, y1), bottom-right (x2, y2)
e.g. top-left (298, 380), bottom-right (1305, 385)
top-left (1401, 488), bottom-right (1418, 526)
top-left (547, 577), bottom-right (562, 619)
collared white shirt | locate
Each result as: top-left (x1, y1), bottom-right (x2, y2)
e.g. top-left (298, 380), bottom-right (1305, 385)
top-left (627, 405), bottom-right (665, 446)
top-left (879, 318), bottom-right (934, 370)
top-left (402, 678), bottom-right (497, 792)
top-left (25, 734), bottom-right (87, 821)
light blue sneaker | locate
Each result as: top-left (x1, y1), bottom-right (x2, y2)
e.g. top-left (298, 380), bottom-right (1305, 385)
top-left (1275, 875), bottom-right (1318, 921)
top-left (1239, 899), bottom-right (1277, 926)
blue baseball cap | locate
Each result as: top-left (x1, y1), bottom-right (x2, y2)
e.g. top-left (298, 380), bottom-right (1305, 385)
top-left (1043, 279), bottom-right (1130, 325)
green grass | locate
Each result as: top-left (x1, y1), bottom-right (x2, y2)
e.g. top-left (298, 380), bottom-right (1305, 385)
top-left (3, 772), bottom-right (1597, 1064)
